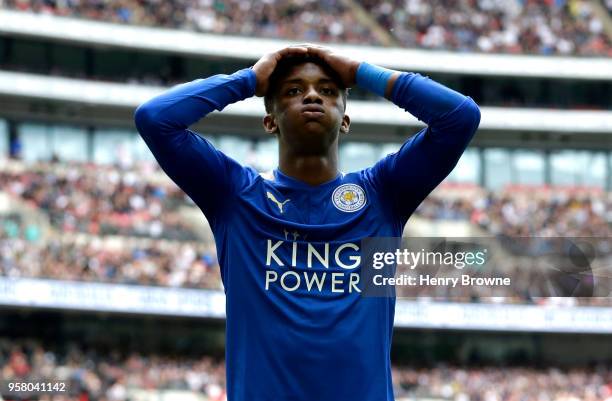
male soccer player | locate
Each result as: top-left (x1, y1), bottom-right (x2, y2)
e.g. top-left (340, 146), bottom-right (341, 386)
top-left (134, 44), bottom-right (480, 401)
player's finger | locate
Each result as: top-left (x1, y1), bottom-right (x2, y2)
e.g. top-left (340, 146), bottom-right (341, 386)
top-left (279, 46), bottom-right (308, 56)
top-left (306, 44), bottom-right (329, 51)
top-left (305, 46), bottom-right (329, 57)
top-left (275, 47), bottom-right (308, 63)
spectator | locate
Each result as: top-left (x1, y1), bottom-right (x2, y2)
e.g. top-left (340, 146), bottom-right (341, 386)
top-left (2, 0), bottom-right (609, 56)
top-left (0, 162), bottom-right (200, 240)
top-left (2, 337), bottom-right (611, 401)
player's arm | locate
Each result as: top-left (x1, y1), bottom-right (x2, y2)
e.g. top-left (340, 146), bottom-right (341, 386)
top-left (306, 45), bottom-right (480, 221)
top-left (134, 46), bottom-right (308, 221)
top-left (362, 63), bottom-right (481, 220)
top-left (134, 68), bottom-right (254, 222)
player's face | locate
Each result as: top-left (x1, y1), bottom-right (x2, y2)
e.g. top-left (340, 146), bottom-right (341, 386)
top-left (264, 62), bottom-right (349, 153)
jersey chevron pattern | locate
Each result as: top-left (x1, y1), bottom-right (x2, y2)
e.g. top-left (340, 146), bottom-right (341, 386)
top-left (134, 67), bottom-right (481, 401)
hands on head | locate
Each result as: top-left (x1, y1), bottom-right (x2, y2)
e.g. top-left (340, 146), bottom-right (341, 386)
top-left (252, 44), bottom-right (360, 97)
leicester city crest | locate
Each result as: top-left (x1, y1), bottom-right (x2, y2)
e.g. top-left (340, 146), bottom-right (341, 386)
top-left (332, 184), bottom-right (366, 212)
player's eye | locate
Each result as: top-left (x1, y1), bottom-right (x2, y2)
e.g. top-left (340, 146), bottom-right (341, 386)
top-left (321, 87), bottom-right (336, 95)
top-left (286, 87), bottom-right (301, 95)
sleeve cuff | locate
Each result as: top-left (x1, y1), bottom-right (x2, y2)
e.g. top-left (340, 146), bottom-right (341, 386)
top-left (242, 67), bottom-right (257, 97)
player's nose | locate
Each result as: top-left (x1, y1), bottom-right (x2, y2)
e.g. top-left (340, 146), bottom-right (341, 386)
top-left (303, 85), bottom-right (323, 104)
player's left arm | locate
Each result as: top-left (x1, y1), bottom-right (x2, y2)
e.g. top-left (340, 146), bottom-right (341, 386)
top-left (306, 45), bottom-right (481, 221)
top-left (366, 65), bottom-right (481, 221)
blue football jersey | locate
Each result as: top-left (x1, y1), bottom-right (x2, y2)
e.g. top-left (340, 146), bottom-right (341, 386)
top-left (135, 67), bottom-right (480, 401)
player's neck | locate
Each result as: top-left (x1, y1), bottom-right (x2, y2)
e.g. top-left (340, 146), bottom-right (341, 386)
top-left (278, 153), bottom-right (339, 186)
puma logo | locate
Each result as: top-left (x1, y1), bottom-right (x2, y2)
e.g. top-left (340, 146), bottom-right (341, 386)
top-left (266, 191), bottom-right (290, 213)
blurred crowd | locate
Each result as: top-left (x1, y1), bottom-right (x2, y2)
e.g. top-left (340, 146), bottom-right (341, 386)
top-left (0, 338), bottom-right (227, 401)
top-left (3, 212), bottom-right (611, 305)
top-left (2, 337), bottom-right (612, 401)
top-left (2, 0), bottom-right (610, 56)
top-left (0, 161), bottom-right (199, 241)
top-left (1, 160), bottom-right (611, 304)
top-left (415, 187), bottom-right (612, 237)
top-left (1, 0), bottom-right (375, 45)
top-left (363, 0), bottom-right (611, 56)
top-left (1, 215), bottom-right (221, 288)
top-left (394, 365), bottom-right (612, 401)
top-left (411, 186), bottom-right (612, 304)
top-left (393, 257), bottom-right (612, 304)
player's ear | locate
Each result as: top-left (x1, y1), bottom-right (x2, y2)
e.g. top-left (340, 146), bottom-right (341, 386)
top-left (263, 113), bottom-right (279, 135)
top-left (340, 114), bottom-right (350, 135)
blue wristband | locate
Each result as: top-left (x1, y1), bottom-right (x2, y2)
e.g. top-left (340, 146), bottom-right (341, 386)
top-left (355, 62), bottom-right (395, 97)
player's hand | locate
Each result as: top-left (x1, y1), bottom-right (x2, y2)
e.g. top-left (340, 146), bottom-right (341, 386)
top-left (304, 45), bottom-right (360, 88)
top-left (252, 46), bottom-right (309, 97)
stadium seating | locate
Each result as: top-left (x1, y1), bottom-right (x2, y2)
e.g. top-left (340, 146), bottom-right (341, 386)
top-left (415, 185), bottom-right (611, 237)
top-left (1, 161), bottom-right (610, 306)
top-left (0, 1), bottom-right (610, 398)
top-left (362, 0), bottom-right (611, 55)
top-left (2, 337), bottom-right (611, 401)
top-left (0, 161), bottom-right (200, 240)
top-left (1, 0), bottom-right (610, 56)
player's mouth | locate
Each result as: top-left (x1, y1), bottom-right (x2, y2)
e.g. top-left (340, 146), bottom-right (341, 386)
top-left (301, 105), bottom-right (325, 118)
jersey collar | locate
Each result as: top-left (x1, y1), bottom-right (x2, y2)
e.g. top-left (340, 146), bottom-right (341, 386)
top-left (273, 168), bottom-right (343, 190)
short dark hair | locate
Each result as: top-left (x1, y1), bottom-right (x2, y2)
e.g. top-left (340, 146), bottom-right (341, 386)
top-left (263, 55), bottom-right (349, 113)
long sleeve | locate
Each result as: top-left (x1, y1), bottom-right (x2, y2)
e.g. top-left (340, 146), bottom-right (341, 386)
top-left (366, 72), bottom-right (481, 223)
top-left (134, 68), bottom-right (257, 223)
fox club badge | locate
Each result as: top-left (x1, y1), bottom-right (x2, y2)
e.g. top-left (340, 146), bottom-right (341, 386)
top-left (332, 184), bottom-right (366, 212)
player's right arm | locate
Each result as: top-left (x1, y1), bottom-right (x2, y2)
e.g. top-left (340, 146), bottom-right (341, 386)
top-left (134, 69), bottom-right (254, 223)
top-left (134, 46), bottom-right (307, 222)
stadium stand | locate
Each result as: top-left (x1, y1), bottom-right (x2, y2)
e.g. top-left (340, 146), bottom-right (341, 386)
top-left (0, 161), bottom-right (199, 240)
top-left (0, 0), bottom-right (378, 45)
top-left (1, 0), bottom-right (610, 56)
top-left (0, 3), bottom-right (611, 399)
top-left (0, 337), bottom-right (228, 401)
top-left (362, 0), bottom-right (611, 55)
top-left (3, 337), bottom-right (612, 401)
top-left (1, 161), bottom-right (609, 305)
top-left (415, 185), bottom-right (611, 237)
top-left (0, 229), bottom-right (222, 288)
